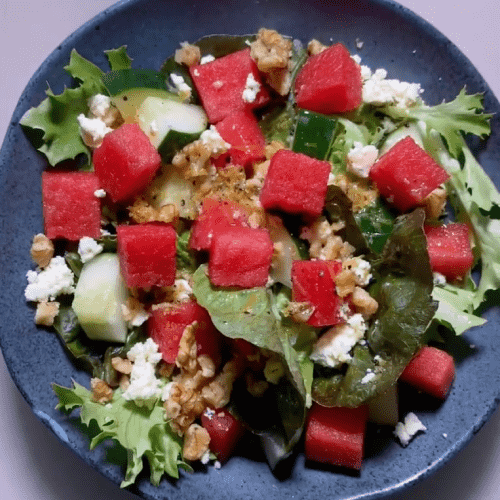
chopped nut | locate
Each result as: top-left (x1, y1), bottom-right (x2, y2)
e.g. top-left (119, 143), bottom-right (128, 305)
top-left (282, 301), bottom-right (315, 323)
top-left (175, 42), bottom-right (201, 66)
top-left (34, 300), bottom-right (59, 326)
top-left (182, 424), bottom-right (211, 461)
top-left (121, 296), bottom-right (150, 326)
top-left (198, 355), bottom-right (216, 379)
top-left (308, 39), bottom-right (328, 55)
top-left (352, 286), bottom-right (379, 317)
top-left (128, 197), bottom-right (178, 224)
top-left (91, 378), bottom-right (113, 404)
top-left (420, 187), bottom-right (447, 220)
top-left (111, 356), bottom-right (133, 375)
top-left (30, 234), bottom-right (54, 268)
top-left (333, 174), bottom-right (379, 212)
top-left (118, 374), bottom-right (130, 391)
top-left (335, 269), bottom-right (357, 298)
top-left (172, 140), bottom-right (213, 177)
top-left (264, 141), bottom-right (285, 160)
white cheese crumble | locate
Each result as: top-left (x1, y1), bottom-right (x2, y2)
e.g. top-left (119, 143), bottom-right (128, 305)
top-left (394, 412), bottom-right (427, 447)
top-left (361, 369), bottom-right (376, 384)
top-left (87, 94), bottom-right (121, 126)
top-left (122, 338), bottom-right (163, 406)
top-left (433, 272), bottom-right (447, 286)
top-left (242, 73), bottom-right (261, 103)
top-left (77, 114), bottom-right (112, 148)
top-left (94, 188), bottom-right (106, 198)
top-left (349, 257), bottom-right (373, 286)
top-left (346, 142), bottom-right (379, 178)
top-left (170, 73), bottom-right (192, 97)
top-left (200, 125), bottom-right (231, 155)
top-left (310, 313), bottom-right (367, 368)
top-left (77, 237), bottom-right (104, 264)
top-left (25, 256), bottom-right (75, 302)
top-left (200, 54), bottom-right (215, 64)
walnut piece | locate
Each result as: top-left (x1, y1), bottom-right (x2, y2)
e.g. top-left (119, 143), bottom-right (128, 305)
top-left (420, 187), bottom-right (447, 220)
top-left (34, 300), bottom-right (59, 326)
top-left (128, 197), bottom-right (178, 224)
top-left (91, 378), bottom-right (113, 404)
top-left (335, 269), bottom-right (357, 298)
top-left (282, 301), bottom-right (315, 323)
top-left (174, 43), bottom-right (201, 66)
top-left (307, 39), bottom-right (328, 55)
top-left (333, 174), bottom-right (379, 213)
top-left (30, 234), bottom-right (54, 268)
top-left (351, 286), bottom-right (379, 318)
top-left (182, 424), bottom-right (211, 461)
top-left (111, 356), bottom-right (133, 375)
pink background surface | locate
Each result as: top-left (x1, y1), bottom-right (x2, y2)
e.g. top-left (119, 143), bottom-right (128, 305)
top-left (1, 1), bottom-right (499, 499)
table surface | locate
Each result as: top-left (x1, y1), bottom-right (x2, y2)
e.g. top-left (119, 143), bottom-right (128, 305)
top-left (1, 1), bottom-right (500, 499)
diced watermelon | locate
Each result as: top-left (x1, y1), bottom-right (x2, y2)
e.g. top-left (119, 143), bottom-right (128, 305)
top-left (424, 223), bottom-right (474, 279)
top-left (42, 172), bottom-right (101, 241)
top-left (215, 109), bottom-right (266, 168)
top-left (189, 48), bottom-right (270, 124)
top-left (399, 346), bottom-right (455, 399)
top-left (148, 300), bottom-right (222, 365)
top-left (208, 226), bottom-right (274, 288)
top-left (117, 223), bottom-right (176, 288)
top-left (201, 407), bottom-right (246, 462)
top-left (305, 403), bottom-right (369, 470)
top-left (259, 149), bottom-right (331, 219)
top-left (291, 260), bottom-right (343, 327)
top-left (295, 43), bottom-right (362, 114)
top-left (369, 136), bottom-right (450, 212)
top-left (189, 198), bottom-right (249, 251)
top-left (93, 123), bottom-right (162, 203)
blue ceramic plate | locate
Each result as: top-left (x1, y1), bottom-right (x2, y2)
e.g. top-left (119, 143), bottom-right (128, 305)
top-left (1, 0), bottom-right (499, 499)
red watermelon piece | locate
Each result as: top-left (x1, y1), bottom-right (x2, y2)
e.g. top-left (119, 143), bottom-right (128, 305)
top-left (189, 48), bottom-right (270, 124)
top-left (291, 260), bottom-right (343, 327)
top-left (295, 43), bottom-right (362, 114)
top-left (42, 171), bottom-right (101, 241)
top-left (424, 223), bottom-right (474, 280)
top-left (201, 407), bottom-right (246, 462)
top-left (189, 198), bottom-right (249, 251)
top-left (369, 136), bottom-right (450, 212)
top-left (93, 123), bottom-right (161, 203)
top-left (148, 300), bottom-right (222, 365)
top-left (399, 346), bottom-right (455, 399)
top-left (259, 149), bottom-right (331, 219)
top-left (117, 223), bottom-right (176, 288)
top-left (208, 226), bottom-right (274, 288)
top-left (215, 109), bottom-right (266, 168)
top-left (305, 403), bottom-right (369, 470)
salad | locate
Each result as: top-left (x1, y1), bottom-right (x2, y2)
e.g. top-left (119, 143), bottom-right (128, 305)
top-left (20, 29), bottom-right (500, 488)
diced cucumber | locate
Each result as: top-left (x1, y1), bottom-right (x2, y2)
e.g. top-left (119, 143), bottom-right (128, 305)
top-left (266, 215), bottom-right (303, 288)
top-left (72, 253), bottom-right (128, 343)
top-left (292, 109), bottom-right (339, 160)
top-left (103, 69), bottom-right (170, 96)
top-left (145, 166), bottom-right (198, 219)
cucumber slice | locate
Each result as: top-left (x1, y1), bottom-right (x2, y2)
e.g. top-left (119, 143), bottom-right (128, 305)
top-left (267, 215), bottom-right (303, 288)
top-left (103, 69), bottom-right (169, 96)
top-left (72, 253), bottom-right (129, 343)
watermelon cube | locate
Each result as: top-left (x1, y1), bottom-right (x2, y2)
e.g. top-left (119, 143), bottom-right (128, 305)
top-left (424, 223), bottom-right (474, 280)
top-left (42, 172), bottom-right (101, 241)
top-left (208, 226), bottom-right (274, 288)
top-left (369, 136), bottom-right (450, 212)
top-left (305, 403), bottom-right (369, 470)
top-left (201, 407), bottom-right (246, 462)
top-left (399, 346), bottom-right (455, 399)
top-left (189, 48), bottom-right (270, 124)
top-left (259, 149), bottom-right (331, 219)
top-left (117, 223), bottom-right (176, 288)
top-left (295, 43), bottom-right (362, 114)
top-left (93, 123), bottom-right (162, 203)
top-left (215, 109), bottom-right (266, 168)
top-left (291, 260), bottom-right (343, 327)
top-left (148, 300), bottom-right (222, 365)
top-left (189, 198), bottom-right (249, 251)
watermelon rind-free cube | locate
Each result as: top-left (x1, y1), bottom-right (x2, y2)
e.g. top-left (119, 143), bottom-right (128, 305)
top-left (424, 223), bottom-right (474, 279)
top-left (208, 226), bottom-right (274, 288)
top-left (42, 171), bottom-right (101, 241)
top-left (399, 346), bottom-right (455, 399)
top-left (93, 123), bottom-right (162, 203)
top-left (189, 198), bottom-right (249, 251)
top-left (215, 109), bottom-right (266, 168)
top-left (189, 48), bottom-right (270, 124)
top-left (305, 403), bottom-right (369, 470)
top-left (369, 136), bottom-right (450, 212)
top-left (148, 300), bottom-right (221, 365)
top-left (291, 260), bottom-right (343, 327)
top-left (260, 149), bottom-right (331, 219)
top-left (117, 223), bottom-right (176, 288)
top-left (295, 43), bottom-right (362, 114)
top-left (201, 407), bottom-right (246, 463)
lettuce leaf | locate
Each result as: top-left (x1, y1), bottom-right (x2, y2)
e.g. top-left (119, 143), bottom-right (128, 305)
top-left (53, 381), bottom-right (189, 487)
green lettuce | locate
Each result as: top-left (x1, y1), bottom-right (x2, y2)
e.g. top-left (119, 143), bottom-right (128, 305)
top-left (54, 381), bottom-right (189, 487)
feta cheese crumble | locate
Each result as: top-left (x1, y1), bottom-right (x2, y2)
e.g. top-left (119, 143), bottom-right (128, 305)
top-left (346, 142), bottom-right (379, 178)
top-left (200, 125), bottom-right (231, 155)
top-left (242, 73), bottom-right (261, 103)
top-left (25, 256), bottom-right (75, 302)
top-left (78, 237), bottom-right (104, 263)
top-left (394, 412), bottom-right (427, 447)
top-left (94, 188), bottom-right (106, 198)
top-left (200, 54), bottom-right (215, 64)
top-left (170, 73), bottom-right (192, 98)
top-left (310, 313), bottom-right (367, 368)
top-left (77, 114), bottom-right (113, 148)
top-left (349, 257), bottom-right (373, 286)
